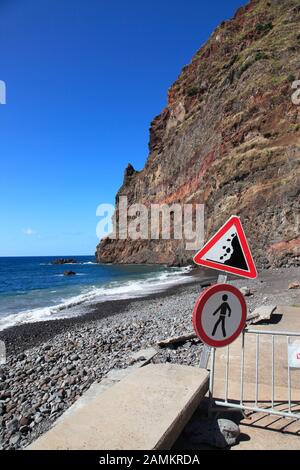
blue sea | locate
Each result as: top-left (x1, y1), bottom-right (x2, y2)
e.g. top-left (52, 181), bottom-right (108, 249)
top-left (0, 256), bottom-right (193, 331)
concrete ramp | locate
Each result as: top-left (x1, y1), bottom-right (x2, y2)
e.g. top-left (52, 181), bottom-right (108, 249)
top-left (28, 363), bottom-right (209, 450)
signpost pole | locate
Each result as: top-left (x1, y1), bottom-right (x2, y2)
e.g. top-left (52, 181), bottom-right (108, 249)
top-left (217, 274), bottom-right (228, 284)
top-left (209, 346), bottom-right (215, 394)
top-left (194, 215), bottom-right (255, 416)
top-left (208, 274), bottom-right (227, 415)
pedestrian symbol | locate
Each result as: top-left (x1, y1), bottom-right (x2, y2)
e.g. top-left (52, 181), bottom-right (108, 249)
top-left (212, 294), bottom-right (231, 337)
top-left (192, 284), bottom-right (247, 348)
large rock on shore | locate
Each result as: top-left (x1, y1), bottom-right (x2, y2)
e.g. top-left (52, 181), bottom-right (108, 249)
top-left (51, 258), bottom-right (77, 265)
top-left (184, 417), bottom-right (240, 448)
top-left (96, 0), bottom-right (300, 268)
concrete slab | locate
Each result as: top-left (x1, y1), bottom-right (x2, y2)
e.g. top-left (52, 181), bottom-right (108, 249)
top-left (234, 414), bottom-right (300, 450)
top-left (270, 304), bottom-right (300, 331)
top-left (28, 363), bottom-right (209, 450)
top-left (247, 305), bottom-right (277, 324)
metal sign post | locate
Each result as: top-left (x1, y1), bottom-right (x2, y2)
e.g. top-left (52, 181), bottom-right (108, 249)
top-left (202, 275), bottom-right (227, 415)
top-left (192, 215), bottom-right (257, 417)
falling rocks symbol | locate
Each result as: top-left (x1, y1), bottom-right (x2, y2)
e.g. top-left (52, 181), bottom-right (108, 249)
top-left (216, 232), bottom-right (248, 270)
top-left (193, 216), bottom-right (257, 279)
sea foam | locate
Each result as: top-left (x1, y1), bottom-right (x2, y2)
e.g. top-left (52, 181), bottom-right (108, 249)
top-left (0, 266), bottom-right (193, 331)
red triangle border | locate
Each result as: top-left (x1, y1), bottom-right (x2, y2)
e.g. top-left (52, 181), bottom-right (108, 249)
top-left (193, 216), bottom-right (257, 279)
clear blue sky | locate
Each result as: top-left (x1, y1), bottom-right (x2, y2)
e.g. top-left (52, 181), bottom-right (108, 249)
top-left (0, 0), bottom-right (244, 256)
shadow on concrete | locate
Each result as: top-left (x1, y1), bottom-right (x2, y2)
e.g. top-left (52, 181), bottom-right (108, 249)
top-left (172, 398), bottom-right (250, 450)
top-left (254, 313), bottom-right (283, 325)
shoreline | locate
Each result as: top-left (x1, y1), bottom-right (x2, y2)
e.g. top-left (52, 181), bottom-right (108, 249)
top-left (0, 266), bottom-right (299, 450)
top-left (0, 269), bottom-right (216, 356)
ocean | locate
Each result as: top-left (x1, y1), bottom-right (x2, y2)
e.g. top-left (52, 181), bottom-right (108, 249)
top-left (0, 256), bottom-right (193, 331)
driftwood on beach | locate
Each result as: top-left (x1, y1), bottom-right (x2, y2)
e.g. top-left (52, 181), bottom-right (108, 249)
top-left (157, 333), bottom-right (197, 347)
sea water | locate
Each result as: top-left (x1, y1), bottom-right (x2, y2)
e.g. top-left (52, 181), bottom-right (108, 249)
top-left (0, 256), bottom-right (192, 331)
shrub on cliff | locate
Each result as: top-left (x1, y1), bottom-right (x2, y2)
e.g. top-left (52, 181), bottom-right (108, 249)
top-left (255, 22), bottom-right (273, 35)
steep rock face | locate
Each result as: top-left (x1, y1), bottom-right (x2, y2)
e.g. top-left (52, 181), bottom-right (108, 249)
top-left (97, 0), bottom-right (300, 268)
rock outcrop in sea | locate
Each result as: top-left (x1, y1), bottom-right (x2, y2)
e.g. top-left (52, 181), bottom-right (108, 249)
top-left (96, 0), bottom-right (300, 268)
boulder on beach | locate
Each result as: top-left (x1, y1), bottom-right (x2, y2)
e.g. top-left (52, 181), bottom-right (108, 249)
top-left (288, 282), bottom-right (300, 290)
top-left (240, 286), bottom-right (253, 297)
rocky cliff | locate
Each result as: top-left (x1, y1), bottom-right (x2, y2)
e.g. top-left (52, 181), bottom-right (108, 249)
top-left (96, 0), bottom-right (300, 268)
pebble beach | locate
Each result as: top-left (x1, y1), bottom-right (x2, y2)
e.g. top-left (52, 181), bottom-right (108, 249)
top-left (0, 266), bottom-right (299, 450)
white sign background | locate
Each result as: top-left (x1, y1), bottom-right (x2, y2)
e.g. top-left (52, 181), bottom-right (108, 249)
top-left (201, 290), bottom-right (243, 342)
top-left (288, 341), bottom-right (300, 368)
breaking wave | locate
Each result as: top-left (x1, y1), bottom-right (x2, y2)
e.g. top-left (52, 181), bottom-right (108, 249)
top-left (0, 266), bottom-right (193, 331)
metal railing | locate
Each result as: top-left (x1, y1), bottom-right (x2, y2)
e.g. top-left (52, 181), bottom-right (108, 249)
top-left (209, 328), bottom-right (300, 419)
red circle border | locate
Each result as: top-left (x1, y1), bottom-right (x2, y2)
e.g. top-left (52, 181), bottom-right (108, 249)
top-left (192, 284), bottom-right (247, 348)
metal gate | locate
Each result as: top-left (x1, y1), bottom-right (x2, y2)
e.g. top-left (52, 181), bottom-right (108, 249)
top-left (209, 328), bottom-right (300, 419)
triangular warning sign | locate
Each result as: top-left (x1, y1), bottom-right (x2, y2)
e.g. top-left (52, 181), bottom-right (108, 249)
top-left (193, 216), bottom-right (257, 279)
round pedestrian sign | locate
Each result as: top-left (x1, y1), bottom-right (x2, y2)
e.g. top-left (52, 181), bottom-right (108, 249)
top-left (192, 284), bottom-right (247, 348)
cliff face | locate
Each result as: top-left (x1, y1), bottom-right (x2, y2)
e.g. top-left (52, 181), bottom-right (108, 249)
top-left (96, 0), bottom-right (300, 268)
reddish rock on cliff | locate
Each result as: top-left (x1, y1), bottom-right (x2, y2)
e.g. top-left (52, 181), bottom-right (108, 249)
top-left (96, 0), bottom-right (300, 268)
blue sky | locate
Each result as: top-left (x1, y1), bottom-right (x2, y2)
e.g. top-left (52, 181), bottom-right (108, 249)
top-left (0, 0), bottom-right (244, 256)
